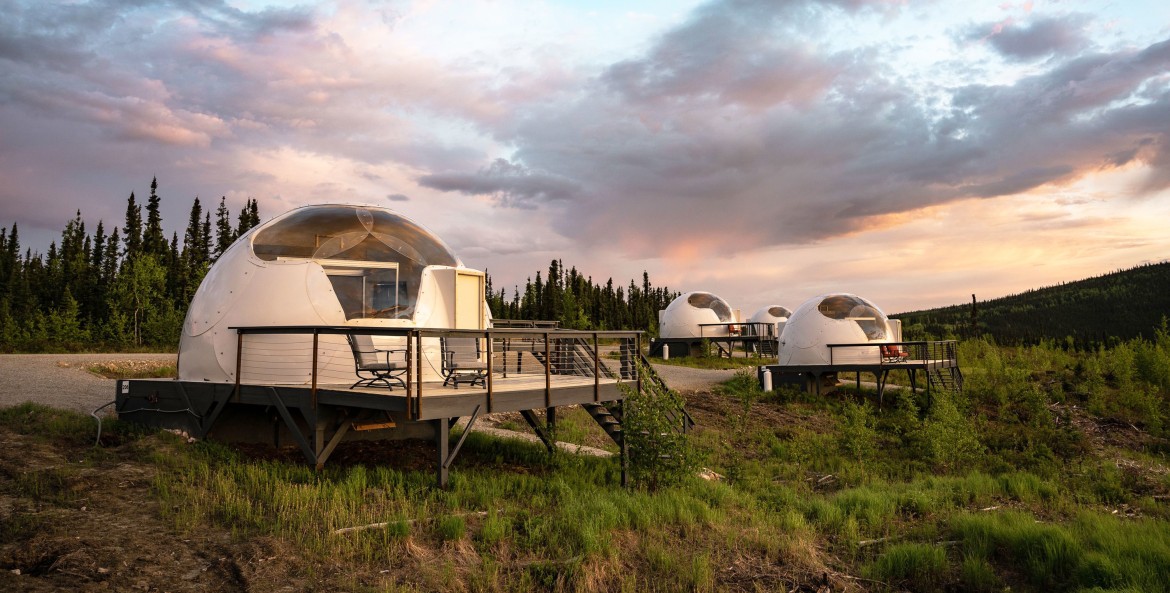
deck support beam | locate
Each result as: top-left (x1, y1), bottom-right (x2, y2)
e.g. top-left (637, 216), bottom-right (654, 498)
top-left (519, 409), bottom-right (556, 452)
top-left (444, 406), bottom-right (480, 470)
top-left (198, 394), bottom-right (231, 440)
top-left (265, 387), bottom-right (317, 465)
top-left (315, 409), bottom-right (361, 469)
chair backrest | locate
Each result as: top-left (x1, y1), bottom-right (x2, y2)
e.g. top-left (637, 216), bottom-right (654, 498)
top-left (443, 336), bottom-right (481, 365)
top-left (348, 333), bottom-right (379, 368)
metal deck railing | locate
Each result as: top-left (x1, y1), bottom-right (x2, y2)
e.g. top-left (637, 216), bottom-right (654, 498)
top-left (228, 326), bottom-right (643, 421)
top-left (826, 340), bottom-right (959, 367)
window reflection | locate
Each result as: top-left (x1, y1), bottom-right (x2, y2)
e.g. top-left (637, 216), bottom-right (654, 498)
top-left (817, 294), bottom-right (890, 340)
top-left (251, 206), bottom-right (461, 321)
top-left (687, 292), bottom-right (733, 322)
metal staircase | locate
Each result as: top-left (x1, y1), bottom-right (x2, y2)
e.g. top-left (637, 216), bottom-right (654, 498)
top-left (639, 353), bottom-right (695, 434)
top-left (756, 338), bottom-right (777, 357)
top-left (493, 334), bottom-right (694, 454)
top-left (581, 402), bottom-right (624, 445)
top-left (927, 366), bottom-right (964, 395)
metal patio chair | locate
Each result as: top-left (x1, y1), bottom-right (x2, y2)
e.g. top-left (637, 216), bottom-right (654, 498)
top-left (347, 333), bottom-right (407, 390)
top-left (440, 336), bottom-right (488, 389)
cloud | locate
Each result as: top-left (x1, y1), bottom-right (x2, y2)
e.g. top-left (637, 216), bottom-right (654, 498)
top-left (968, 14), bottom-right (1092, 61)
top-left (1, 0), bottom-right (1169, 314)
top-left (473, 4), bottom-right (1170, 255)
top-left (418, 158), bottom-right (581, 209)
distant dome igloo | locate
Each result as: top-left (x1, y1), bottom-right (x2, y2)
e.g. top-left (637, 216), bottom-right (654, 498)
top-left (748, 305), bottom-right (792, 325)
top-left (178, 204), bottom-right (480, 383)
top-left (660, 291), bottom-right (735, 339)
top-left (776, 294), bottom-right (893, 365)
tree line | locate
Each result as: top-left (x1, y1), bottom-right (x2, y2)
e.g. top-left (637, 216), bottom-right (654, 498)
top-left (0, 180), bottom-right (678, 352)
top-left (486, 261), bottom-right (678, 334)
top-left (0, 178), bottom-right (260, 351)
top-left (893, 261), bottom-right (1170, 348)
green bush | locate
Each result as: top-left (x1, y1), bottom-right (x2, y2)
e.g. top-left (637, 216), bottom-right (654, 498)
top-left (838, 401), bottom-right (877, 461)
top-left (917, 390), bottom-right (984, 473)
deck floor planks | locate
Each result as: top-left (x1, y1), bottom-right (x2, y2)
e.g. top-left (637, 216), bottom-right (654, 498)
top-left (255, 373), bottom-right (629, 420)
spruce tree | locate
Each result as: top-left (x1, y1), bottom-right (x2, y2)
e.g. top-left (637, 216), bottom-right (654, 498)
top-left (123, 191), bottom-right (142, 262)
top-left (213, 196), bottom-right (234, 259)
top-left (235, 198), bottom-right (261, 237)
top-left (142, 177), bottom-right (168, 258)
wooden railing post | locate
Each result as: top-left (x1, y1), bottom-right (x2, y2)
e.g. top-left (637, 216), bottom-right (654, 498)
top-left (415, 331), bottom-right (423, 420)
top-left (485, 330), bottom-right (493, 413)
top-left (544, 331), bottom-right (551, 408)
top-left (593, 332), bottom-right (600, 402)
top-left (406, 329), bottom-right (413, 419)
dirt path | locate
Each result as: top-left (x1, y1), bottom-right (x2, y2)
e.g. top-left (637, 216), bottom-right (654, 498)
top-left (649, 363), bottom-right (742, 393)
top-left (0, 353), bottom-right (176, 414)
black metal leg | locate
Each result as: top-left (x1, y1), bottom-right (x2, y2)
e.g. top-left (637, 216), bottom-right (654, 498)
top-left (434, 418), bottom-right (450, 488)
top-left (519, 409), bottom-right (555, 452)
top-left (619, 400), bottom-right (629, 488)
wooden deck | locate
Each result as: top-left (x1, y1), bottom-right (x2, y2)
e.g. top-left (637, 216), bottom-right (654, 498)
top-left (760, 340), bottom-right (964, 403)
top-left (308, 374), bottom-right (626, 420)
top-left (117, 326), bottom-right (646, 485)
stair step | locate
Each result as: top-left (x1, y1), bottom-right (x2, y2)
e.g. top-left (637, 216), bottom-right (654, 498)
top-left (352, 420), bottom-right (397, 431)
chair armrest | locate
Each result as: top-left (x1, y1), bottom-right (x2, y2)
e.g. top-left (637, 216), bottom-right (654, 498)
top-left (375, 349), bottom-right (407, 364)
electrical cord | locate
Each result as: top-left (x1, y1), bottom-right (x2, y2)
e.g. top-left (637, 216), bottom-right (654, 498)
top-left (91, 399), bottom-right (202, 447)
top-left (90, 401), bottom-right (115, 447)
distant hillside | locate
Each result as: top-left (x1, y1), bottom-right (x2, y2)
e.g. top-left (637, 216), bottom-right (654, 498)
top-left (892, 261), bottom-right (1170, 347)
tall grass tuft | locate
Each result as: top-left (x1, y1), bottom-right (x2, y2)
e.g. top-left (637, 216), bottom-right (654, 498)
top-left (863, 542), bottom-right (947, 590)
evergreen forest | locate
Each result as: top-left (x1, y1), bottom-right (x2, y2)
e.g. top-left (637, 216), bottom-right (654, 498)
top-left (0, 180), bottom-right (676, 352)
top-left (894, 261), bottom-right (1170, 347)
top-left (0, 178), bottom-right (259, 352)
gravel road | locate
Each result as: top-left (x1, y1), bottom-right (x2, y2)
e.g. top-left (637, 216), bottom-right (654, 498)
top-left (0, 353), bottom-right (176, 414)
top-left (648, 363), bottom-right (744, 393)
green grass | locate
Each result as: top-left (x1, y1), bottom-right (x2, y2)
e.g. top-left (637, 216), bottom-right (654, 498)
top-left (864, 542), bottom-right (948, 589)
top-left (5, 334), bottom-right (1170, 591)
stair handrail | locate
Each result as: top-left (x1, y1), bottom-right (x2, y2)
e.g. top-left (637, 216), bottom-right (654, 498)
top-left (637, 352), bottom-right (696, 434)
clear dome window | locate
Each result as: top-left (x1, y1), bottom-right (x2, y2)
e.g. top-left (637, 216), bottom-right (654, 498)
top-left (687, 292), bottom-right (733, 322)
top-left (252, 205), bottom-right (461, 320)
top-left (817, 294), bottom-right (890, 340)
top-left (769, 306), bottom-right (793, 318)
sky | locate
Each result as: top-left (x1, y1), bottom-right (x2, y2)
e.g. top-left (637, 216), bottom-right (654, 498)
top-left (2, 0), bottom-right (1169, 316)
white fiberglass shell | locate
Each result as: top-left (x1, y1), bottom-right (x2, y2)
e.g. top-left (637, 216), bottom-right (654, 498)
top-left (747, 305), bottom-right (792, 337)
top-left (776, 294), bottom-right (893, 366)
top-left (660, 291), bottom-right (735, 339)
top-left (178, 204), bottom-right (484, 384)
top-left (748, 305), bottom-right (792, 325)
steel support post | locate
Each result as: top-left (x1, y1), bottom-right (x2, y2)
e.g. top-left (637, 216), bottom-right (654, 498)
top-left (619, 399), bottom-right (629, 488)
top-left (434, 418), bottom-right (450, 488)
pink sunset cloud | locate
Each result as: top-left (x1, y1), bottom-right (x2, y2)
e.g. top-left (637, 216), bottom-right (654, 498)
top-left (1, 0), bottom-right (1168, 313)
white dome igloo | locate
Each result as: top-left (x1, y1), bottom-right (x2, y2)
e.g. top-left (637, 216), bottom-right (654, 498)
top-left (178, 204), bottom-right (485, 384)
top-left (776, 294), bottom-right (893, 365)
top-left (748, 305), bottom-right (792, 325)
top-left (660, 291), bottom-right (735, 339)
top-left (747, 305), bottom-right (792, 337)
